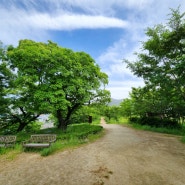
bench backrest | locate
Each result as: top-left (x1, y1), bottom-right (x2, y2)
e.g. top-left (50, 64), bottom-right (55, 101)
top-left (0, 135), bottom-right (16, 143)
top-left (30, 134), bottom-right (56, 143)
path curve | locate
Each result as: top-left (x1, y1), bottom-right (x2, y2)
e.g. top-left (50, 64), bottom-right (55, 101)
top-left (1, 118), bottom-right (185, 185)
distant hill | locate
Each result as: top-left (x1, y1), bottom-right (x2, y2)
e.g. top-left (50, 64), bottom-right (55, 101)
top-left (108, 98), bottom-right (123, 106)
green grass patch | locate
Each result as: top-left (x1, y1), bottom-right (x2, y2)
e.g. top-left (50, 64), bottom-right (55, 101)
top-left (92, 117), bottom-right (102, 125)
top-left (106, 116), bottom-right (185, 143)
top-left (0, 123), bottom-right (104, 158)
top-left (105, 117), bottom-right (128, 124)
top-left (181, 136), bottom-right (185, 143)
top-left (0, 144), bottom-right (22, 160)
top-left (40, 123), bottom-right (104, 156)
top-left (130, 123), bottom-right (185, 136)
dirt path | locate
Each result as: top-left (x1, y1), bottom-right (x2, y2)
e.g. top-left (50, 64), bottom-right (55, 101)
top-left (1, 118), bottom-right (185, 185)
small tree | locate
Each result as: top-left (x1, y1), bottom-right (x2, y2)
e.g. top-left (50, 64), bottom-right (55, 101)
top-left (103, 106), bottom-right (120, 121)
top-left (120, 98), bottom-right (134, 118)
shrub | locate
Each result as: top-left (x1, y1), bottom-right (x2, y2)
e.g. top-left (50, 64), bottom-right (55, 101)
top-left (128, 117), bottom-right (140, 124)
top-left (129, 116), bottom-right (181, 129)
top-left (24, 121), bottom-right (43, 133)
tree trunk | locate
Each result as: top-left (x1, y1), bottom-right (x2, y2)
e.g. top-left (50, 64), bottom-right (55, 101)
top-left (13, 112), bottom-right (40, 132)
top-left (17, 122), bottom-right (28, 132)
top-left (57, 109), bottom-right (68, 131)
top-left (57, 104), bottom-right (80, 131)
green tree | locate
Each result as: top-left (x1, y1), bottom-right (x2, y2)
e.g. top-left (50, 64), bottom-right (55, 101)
top-left (120, 98), bottom-right (134, 118)
top-left (7, 40), bottom-right (110, 131)
top-left (128, 87), bottom-right (170, 118)
top-left (124, 7), bottom-right (185, 121)
top-left (103, 106), bottom-right (120, 121)
top-left (70, 105), bottom-right (102, 124)
top-left (0, 42), bottom-right (15, 130)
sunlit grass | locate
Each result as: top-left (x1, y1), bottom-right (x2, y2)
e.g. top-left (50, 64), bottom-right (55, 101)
top-left (41, 123), bottom-right (104, 156)
top-left (131, 123), bottom-right (185, 136)
top-left (0, 123), bottom-right (104, 157)
top-left (0, 144), bottom-right (22, 160)
top-left (105, 117), bottom-right (128, 124)
top-left (181, 136), bottom-right (185, 143)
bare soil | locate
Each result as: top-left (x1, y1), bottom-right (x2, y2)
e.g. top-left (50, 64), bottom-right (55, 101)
top-left (1, 118), bottom-right (185, 185)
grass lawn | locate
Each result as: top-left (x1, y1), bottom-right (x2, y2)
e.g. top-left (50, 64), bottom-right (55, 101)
top-left (0, 123), bottom-right (104, 158)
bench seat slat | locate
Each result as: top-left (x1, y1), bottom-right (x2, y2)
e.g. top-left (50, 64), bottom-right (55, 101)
top-left (0, 135), bottom-right (16, 147)
top-left (23, 143), bottom-right (50, 148)
top-left (22, 134), bottom-right (56, 148)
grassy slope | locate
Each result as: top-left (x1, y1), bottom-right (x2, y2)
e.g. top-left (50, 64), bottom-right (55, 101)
top-left (0, 123), bottom-right (104, 158)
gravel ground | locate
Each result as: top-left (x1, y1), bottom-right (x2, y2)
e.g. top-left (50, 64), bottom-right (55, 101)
top-left (1, 118), bottom-right (185, 185)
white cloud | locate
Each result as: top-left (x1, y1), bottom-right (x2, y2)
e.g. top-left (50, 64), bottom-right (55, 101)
top-left (26, 13), bottom-right (128, 30)
top-left (0, 6), bottom-right (128, 45)
top-left (97, 38), bottom-right (127, 64)
top-left (107, 79), bottom-right (145, 99)
top-left (1, 0), bottom-right (183, 46)
top-left (51, 0), bottom-right (153, 15)
top-left (0, 7), bottom-right (50, 45)
top-left (107, 87), bottom-right (131, 100)
top-left (97, 37), bottom-right (145, 99)
top-left (96, 0), bottom-right (185, 99)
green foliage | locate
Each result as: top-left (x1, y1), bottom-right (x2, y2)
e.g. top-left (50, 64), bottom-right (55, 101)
top-left (181, 136), bottom-right (185, 143)
top-left (120, 98), bottom-right (134, 117)
top-left (0, 144), bottom-right (22, 159)
top-left (102, 106), bottom-right (120, 121)
top-left (0, 124), bottom-right (18, 135)
top-left (35, 124), bottom-right (103, 156)
top-left (40, 141), bottom-right (63, 156)
top-left (0, 124), bottom-right (103, 157)
top-left (91, 116), bottom-right (102, 124)
top-left (0, 119), bottom-right (43, 135)
top-left (24, 121), bottom-right (43, 133)
top-left (129, 117), bottom-right (140, 123)
top-left (0, 42), bottom-right (15, 129)
top-left (6, 40), bottom-right (110, 131)
top-left (70, 105), bottom-right (102, 124)
top-left (129, 116), bottom-right (181, 129)
top-left (124, 8), bottom-right (185, 123)
top-left (111, 115), bottom-right (185, 137)
top-left (130, 122), bottom-right (185, 136)
top-left (104, 115), bottom-right (130, 125)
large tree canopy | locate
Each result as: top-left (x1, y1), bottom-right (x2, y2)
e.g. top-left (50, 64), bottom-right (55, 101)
top-left (7, 40), bottom-right (110, 131)
top-left (124, 7), bottom-right (185, 121)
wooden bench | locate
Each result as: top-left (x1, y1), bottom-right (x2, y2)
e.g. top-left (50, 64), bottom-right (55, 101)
top-left (0, 135), bottom-right (17, 147)
top-left (22, 134), bottom-right (56, 148)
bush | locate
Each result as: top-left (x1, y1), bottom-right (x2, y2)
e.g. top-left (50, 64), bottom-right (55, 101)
top-left (1, 124), bottom-right (18, 135)
top-left (129, 117), bottom-right (140, 123)
top-left (40, 124), bottom-right (103, 156)
top-left (24, 121), bottom-right (43, 133)
top-left (129, 116), bottom-right (181, 129)
top-left (181, 136), bottom-right (185, 143)
top-left (0, 123), bottom-right (104, 157)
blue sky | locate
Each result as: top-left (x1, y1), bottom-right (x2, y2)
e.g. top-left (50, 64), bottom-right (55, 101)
top-left (1, 0), bottom-right (185, 99)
